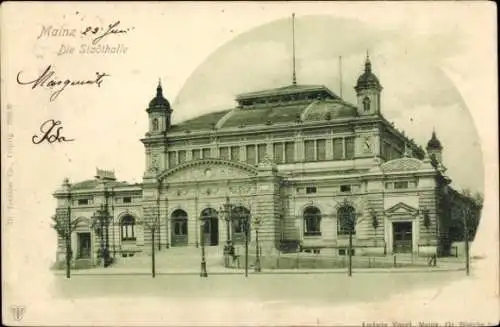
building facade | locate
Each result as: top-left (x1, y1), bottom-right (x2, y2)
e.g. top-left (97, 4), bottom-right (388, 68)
top-left (53, 56), bottom-right (479, 268)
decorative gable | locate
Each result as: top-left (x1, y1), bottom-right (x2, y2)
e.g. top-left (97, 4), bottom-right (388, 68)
top-left (385, 202), bottom-right (419, 216)
top-left (161, 159), bottom-right (257, 183)
top-left (381, 157), bottom-right (423, 172)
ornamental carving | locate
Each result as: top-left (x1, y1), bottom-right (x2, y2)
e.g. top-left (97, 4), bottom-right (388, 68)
top-left (166, 164), bottom-right (254, 182)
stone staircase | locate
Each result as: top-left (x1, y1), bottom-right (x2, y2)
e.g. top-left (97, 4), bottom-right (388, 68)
top-left (112, 246), bottom-right (227, 270)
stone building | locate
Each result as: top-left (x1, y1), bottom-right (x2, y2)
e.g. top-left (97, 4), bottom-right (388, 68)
top-left (53, 56), bottom-right (479, 268)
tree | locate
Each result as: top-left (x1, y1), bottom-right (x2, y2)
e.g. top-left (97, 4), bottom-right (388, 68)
top-left (52, 210), bottom-right (78, 278)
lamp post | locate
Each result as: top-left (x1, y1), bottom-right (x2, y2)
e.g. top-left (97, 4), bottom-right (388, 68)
top-left (143, 215), bottom-right (160, 278)
top-left (66, 191), bottom-right (72, 278)
top-left (253, 216), bottom-right (261, 272)
top-left (219, 196), bottom-right (234, 268)
top-left (152, 219), bottom-right (157, 278)
top-left (242, 216), bottom-right (250, 277)
top-left (91, 204), bottom-right (111, 267)
top-left (200, 217), bottom-right (208, 277)
top-left (463, 206), bottom-right (470, 276)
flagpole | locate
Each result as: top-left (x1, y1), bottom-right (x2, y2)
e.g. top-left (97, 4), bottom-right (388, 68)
top-left (292, 13), bottom-right (297, 85)
top-left (339, 56), bottom-right (343, 98)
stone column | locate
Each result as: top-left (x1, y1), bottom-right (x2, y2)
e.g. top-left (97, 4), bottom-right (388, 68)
top-left (254, 159), bottom-right (282, 256)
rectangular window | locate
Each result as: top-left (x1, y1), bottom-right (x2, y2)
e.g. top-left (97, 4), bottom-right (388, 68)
top-left (192, 149), bottom-right (201, 160)
top-left (316, 139), bottom-right (326, 161)
top-left (178, 150), bottom-right (186, 164)
top-left (338, 248), bottom-right (355, 256)
top-left (345, 136), bottom-right (355, 159)
top-left (257, 144), bottom-right (267, 163)
top-left (333, 138), bottom-right (343, 159)
top-left (202, 148), bottom-right (211, 159)
top-left (394, 181), bottom-right (409, 189)
top-left (123, 197), bottom-right (132, 203)
top-left (274, 143), bottom-right (284, 164)
top-left (285, 142), bottom-right (295, 163)
top-left (78, 199), bottom-right (89, 205)
top-left (304, 140), bottom-right (315, 161)
top-left (340, 185), bottom-right (351, 193)
top-left (246, 145), bottom-right (256, 165)
top-left (219, 147), bottom-right (229, 160)
top-left (231, 146), bottom-right (240, 161)
top-left (385, 182), bottom-right (394, 189)
top-left (168, 151), bottom-right (177, 167)
top-left (306, 186), bottom-right (317, 194)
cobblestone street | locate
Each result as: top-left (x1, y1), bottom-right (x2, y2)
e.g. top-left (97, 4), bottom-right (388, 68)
top-left (53, 270), bottom-right (466, 306)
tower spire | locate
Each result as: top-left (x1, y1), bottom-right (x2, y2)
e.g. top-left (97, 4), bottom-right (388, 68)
top-left (292, 13), bottom-right (297, 85)
top-left (365, 49), bottom-right (371, 73)
top-left (157, 78), bottom-right (163, 96)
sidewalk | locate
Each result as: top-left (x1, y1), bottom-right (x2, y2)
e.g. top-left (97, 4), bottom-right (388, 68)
top-left (53, 264), bottom-right (466, 276)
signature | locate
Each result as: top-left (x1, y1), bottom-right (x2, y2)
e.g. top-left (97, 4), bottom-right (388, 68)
top-left (82, 20), bottom-right (134, 45)
top-left (17, 65), bottom-right (110, 102)
top-left (32, 119), bottom-right (75, 145)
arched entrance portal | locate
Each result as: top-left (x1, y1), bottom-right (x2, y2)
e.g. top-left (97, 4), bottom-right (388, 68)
top-left (171, 209), bottom-right (188, 247)
top-left (200, 208), bottom-right (219, 246)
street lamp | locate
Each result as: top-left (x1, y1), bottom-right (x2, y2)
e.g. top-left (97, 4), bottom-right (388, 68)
top-left (143, 215), bottom-right (160, 278)
top-left (253, 216), bottom-right (262, 272)
top-left (91, 204), bottom-right (111, 267)
top-left (242, 215), bottom-right (250, 277)
top-left (338, 200), bottom-right (356, 277)
top-left (463, 206), bottom-right (470, 276)
top-left (219, 196), bottom-right (235, 268)
top-left (200, 216), bottom-right (208, 277)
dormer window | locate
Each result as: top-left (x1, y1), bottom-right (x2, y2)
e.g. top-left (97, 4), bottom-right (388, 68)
top-left (152, 118), bottom-right (159, 131)
top-left (363, 97), bottom-right (371, 112)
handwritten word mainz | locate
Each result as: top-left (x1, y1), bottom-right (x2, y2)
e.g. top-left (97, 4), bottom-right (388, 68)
top-left (37, 21), bottom-right (134, 45)
top-left (32, 119), bottom-right (74, 145)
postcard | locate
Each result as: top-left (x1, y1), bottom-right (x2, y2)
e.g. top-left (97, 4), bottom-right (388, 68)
top-left (1, 2), bottom-right (498, 326)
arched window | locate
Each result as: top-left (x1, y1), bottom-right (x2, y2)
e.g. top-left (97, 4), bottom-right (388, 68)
top-left (337, 205), bottom-right (356, 236)
top-left (363, 97), bottom-right (371, 112)
top-left (303, 206), bottom-right (321, 236)
top-left (152, 118), bottom-right (159, 131)
top-left (121, 215), bottom-right (136, 241)
top-left (171, 209), bottom-right (188, 236)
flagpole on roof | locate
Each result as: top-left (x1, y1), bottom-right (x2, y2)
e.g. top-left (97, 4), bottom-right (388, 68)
top-left (292, 13), bottom-right (297, 86)
top-left (339, 56), bottom-right (343, 98)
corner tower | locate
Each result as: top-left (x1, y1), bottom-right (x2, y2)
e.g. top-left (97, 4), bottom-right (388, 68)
top-left (142, 80), bottom-right (173, 176)
top-left (426, 130), bottom-right (443, 166)
top-left (146, 80), bottom-right (173, 134)
top-left (354, 53), bottom-right (383, 116)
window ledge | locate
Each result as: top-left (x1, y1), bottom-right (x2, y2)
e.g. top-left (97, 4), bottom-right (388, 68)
top-left (304, 233), bottom-right (322, 237)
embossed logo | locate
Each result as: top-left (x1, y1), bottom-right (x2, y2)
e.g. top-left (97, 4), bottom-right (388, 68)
top-left (10, 305), bottom-right (26, 321)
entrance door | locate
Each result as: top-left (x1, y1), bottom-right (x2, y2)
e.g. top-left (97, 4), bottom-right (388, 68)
top-left (201, 218), bottom-right (219, 246)
top-left (77, 232), bottom-right (91, 259)
top-left (393, 222), bottom-right (412, 253)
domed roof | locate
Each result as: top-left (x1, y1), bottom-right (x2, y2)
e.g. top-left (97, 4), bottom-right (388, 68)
top-left (426, 131), bottom-right (443, 150)
top-left (148, 81), bottom-right (171, 111)
top-left (355, 55), bottom-right (382, 92)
